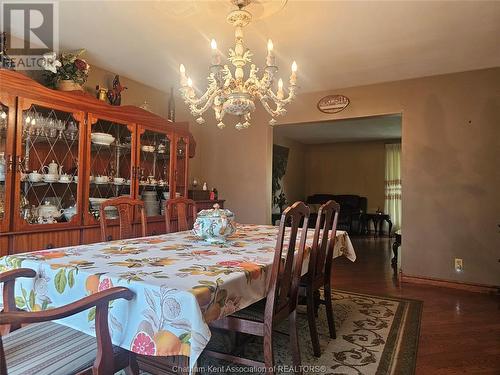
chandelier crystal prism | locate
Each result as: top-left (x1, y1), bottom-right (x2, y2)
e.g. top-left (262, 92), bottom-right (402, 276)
top-left (179, 0), bottom-right (297, 130)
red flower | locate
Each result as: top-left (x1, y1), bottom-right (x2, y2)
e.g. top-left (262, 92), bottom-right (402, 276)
top-left (217, 260), bottom-right (241, 267)
top-left (74, 58), bottom-right (88, 71)
top-left (131, 331), bottom-right (156, 355)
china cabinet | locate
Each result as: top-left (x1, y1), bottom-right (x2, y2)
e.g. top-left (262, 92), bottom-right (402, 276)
top-left (0, 69), bottom-right (195, 255)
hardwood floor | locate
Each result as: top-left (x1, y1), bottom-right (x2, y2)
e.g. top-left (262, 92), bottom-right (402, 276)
top-left (332, 236), bottom-right (500, 374)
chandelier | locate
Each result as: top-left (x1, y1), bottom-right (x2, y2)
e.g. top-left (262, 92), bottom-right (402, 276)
top-left (179, 0), bottom-right (297, 130)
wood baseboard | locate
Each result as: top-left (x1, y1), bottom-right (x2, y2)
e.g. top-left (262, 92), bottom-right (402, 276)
top-left (400, 273), bottom-right (499, 294)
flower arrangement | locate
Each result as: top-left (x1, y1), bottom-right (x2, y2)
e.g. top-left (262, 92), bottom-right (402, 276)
top-left (43, 49), bottom-right (90, 88)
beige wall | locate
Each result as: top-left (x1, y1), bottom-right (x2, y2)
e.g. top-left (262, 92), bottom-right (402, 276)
top-left (189, 68), bottom-right (500, 286)
top-left (304, 141), bottom-right (389, 212)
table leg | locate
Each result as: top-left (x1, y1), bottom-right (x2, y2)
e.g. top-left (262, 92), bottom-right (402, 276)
top-left (387, 219), bottom-right (393, 237)
top-left (392, 235), bottom-right (401, 266)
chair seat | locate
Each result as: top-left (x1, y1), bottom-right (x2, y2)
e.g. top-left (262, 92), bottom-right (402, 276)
top-left (229, 299), bottom-right (267, 322)
top-left (4, 321), bottom-right (106, 375)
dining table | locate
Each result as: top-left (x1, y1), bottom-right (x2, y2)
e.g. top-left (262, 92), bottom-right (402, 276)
top-left (0, 224), bottom-right (356, 372)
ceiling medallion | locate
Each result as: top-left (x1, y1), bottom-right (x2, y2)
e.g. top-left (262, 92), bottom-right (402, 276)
top-left (317, 95), bottom-right (350, 114)
top-left (179, 0), bottom-right (297, 130)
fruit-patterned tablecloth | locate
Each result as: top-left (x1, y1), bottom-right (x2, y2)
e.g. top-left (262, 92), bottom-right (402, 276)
top-left (0, 225), bottom-right (355, 370)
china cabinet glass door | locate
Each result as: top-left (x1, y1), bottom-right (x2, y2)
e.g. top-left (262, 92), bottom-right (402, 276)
top-left (14, 99), bottom-right (84, 229)
top-left (0, 95), bottom-right (16, 233)
top-left (174, 135), bottom-right (189, 198)
top-left (137, 126), bottom-right (172, 217)
top-left (86, 115), bottom-right (134, 224)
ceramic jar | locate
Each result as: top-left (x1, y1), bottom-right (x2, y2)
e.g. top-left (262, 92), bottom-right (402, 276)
top-left (193, 204), bottom-right (236, 243)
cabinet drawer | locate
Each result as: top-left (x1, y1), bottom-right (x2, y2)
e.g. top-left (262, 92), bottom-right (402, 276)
top-left (0, 236), bottom-right (9, 256)
top-left (143, 221), bottom-right (166, 237)
top-left (81, 226), bottom-right (124, 243)
top-left (11, 230), bottom-right (80, 253)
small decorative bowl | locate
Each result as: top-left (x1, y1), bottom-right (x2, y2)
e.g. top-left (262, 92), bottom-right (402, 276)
top-left (91, 132), bottom-right (115, 146)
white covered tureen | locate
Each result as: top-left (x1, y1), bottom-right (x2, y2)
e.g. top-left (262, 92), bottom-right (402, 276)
top-left (193, 204), bottom-right (236, 243)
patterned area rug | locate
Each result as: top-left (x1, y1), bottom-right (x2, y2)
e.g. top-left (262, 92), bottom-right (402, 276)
top-left (126, 290), bottom-right (422, 374)
top-left (199, 290), bottom-right (422, 375)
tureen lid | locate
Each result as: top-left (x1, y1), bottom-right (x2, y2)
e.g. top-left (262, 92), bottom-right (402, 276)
top-left (197, 203), bottom-right (234, 218)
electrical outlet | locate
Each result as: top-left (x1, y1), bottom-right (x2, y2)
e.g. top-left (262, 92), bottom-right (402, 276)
top-left (455, 258), bottom-right (464, 272)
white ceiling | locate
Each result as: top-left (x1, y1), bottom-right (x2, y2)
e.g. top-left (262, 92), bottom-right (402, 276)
top-left (10, 1), bottom-right (500, 93)
top-left (274, 114), bottom-right (402, 144)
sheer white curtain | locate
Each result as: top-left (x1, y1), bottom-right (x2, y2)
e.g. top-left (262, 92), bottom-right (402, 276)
top-left (384, 144), bottom-right (402, 232)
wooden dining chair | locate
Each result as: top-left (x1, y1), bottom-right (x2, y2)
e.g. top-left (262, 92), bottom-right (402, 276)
top-left (0, 268), bottom-right (138, 375)
top-left (99, 196), bottom-right (147, 241)
top-left (300, 200), bottom-right (340, 357)
top-left (165, 197), bottom-right (197, 233)
top-left (205, 201), bottom-right (310, 374)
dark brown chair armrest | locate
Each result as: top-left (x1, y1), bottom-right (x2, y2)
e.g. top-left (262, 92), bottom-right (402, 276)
top-left (0, 268), bottom-right (36, 284)
top-left (0, 287), bottom-right (134, 326)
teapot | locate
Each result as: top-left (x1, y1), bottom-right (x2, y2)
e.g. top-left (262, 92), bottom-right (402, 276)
top-left (43, 160), bottom-right (62, 176)
top-left (37, 201), bottom-right (64, 220)
top-left (192, 203), bottom-right (236, 244)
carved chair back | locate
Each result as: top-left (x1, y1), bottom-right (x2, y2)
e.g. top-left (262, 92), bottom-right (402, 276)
top-left (165, 197), bottom-right (197, 233)
top-left (308, 200), bottom-right (340, 283)
top-left (0, 268), bottom-right (134, 375)
top-left (99, 196), bottom-right (146, 241)
top-left (266, 201), bottom-right (310, 319)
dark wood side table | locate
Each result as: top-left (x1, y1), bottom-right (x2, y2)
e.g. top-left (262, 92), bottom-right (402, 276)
top-left (360, 213), bottom-right (393, 236)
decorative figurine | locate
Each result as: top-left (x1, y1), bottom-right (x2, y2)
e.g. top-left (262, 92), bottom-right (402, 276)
top-left (107, 75), bottom-right (127, 106)
top-left (202, 182), bottom-right (208, 191)
top-left (139, 101), bottom-right (152, 112)
top-left (0, 32), bottom-right (15, 70)
top-left (192, 178), bottom-right (198, 188)
top-left (96, 85), bottom-right (108, 101)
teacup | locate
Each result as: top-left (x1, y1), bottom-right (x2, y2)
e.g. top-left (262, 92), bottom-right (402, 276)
top-left (95, 175), bottom-right (109, 184)
top-left (113, 177), bottom-right (125, 184)
top-left (59, 174), bottom-right (72, 183)
top-left (28, 171), bottom-right (43, 182)
top-left (43, 173), bottom-right (59, 182)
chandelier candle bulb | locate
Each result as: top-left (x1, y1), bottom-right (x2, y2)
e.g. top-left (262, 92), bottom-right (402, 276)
top-left (277, 78), bottom-right (284, 99)
top-left (290, 61), bottom-right (298, 84)
top-left (266, 39), bottom-right (275, 66)
top-left (179, 64), bottom-right (188, 86)
top-left (211, 39), bottom-right (221, 65)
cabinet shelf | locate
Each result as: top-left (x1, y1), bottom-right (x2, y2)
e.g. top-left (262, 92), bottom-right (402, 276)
top-left (21, 181), bottom-right (77, 186)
